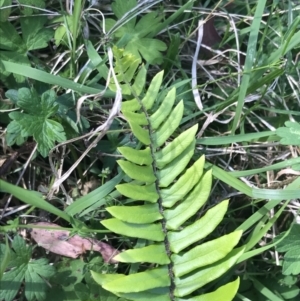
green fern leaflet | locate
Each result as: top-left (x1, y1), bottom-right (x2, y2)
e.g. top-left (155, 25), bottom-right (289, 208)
top-left (91, 71), bottom-right (244, 301)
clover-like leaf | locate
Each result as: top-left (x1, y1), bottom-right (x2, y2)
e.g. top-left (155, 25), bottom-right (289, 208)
top-left (0, 16), bottom-right (52, 82)
top-left (276, 224), bottom-right (300, 275)
top-left (6, 88), bottom-right (66, 157)
top-left (17, 0), bottom-right (45, 16)
top-left (20, 16), bottom-right (53, 51)
top-left (276, 121), bottom-right (300, 146)
top-left (0, 235), bottom-right (55, 301)
top-left (106, 0), bottom-right (167, 64)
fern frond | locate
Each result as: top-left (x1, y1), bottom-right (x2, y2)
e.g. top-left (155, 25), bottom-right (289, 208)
top-left (91, 70), bottom-right (244, 301)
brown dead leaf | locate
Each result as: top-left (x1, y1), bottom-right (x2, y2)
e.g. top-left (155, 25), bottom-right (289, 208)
top-left (30, 222), bottom-right (119, 263)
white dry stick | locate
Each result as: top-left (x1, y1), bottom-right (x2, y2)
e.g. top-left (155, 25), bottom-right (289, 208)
top-left (48, 47), bottom-right (122, 195)
top-left (192, 19), bottom-right (204, 111)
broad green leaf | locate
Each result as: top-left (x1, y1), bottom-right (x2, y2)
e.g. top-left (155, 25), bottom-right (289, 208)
top-left (117, 160), bottom-right (156, 183)
top-left (176, 278), bottom-right (240, 301)
top-left (252, 188), bottom-right (300, 200)
top-left (172, 231), bottom-right (242, 277)
top-left (101, 219), bottom-right (164, 241)
top-left (250, 277), bottom-right (287, 301)
top-left (0, 180), bottom-right (70, 222)
top-left (149, 87), bottom-right (176, 130)
top-left (168, 200), bottom-right (229, 253)
top-left (165, 170), bottom-right (212, 230)
top-left (161, 156), bottom-right (205, 208)
top-left (212, 165), bottom-right (252, 197)
top-left (106, 204), bottom-right (162, 224)
top-left (103, 267), bottom-right (170, 293)
top-left (118, 146), bottom-right (153, 165)
top-left (152, 101), bottom-right (184, 148)
top-left (157, 140), bottom-right (195, 187)
top-left (116, 183), bottom-right (158, 202)
top-left (20, 17), bottom-right (53, 51)
top-left (66, 172), bottom-right (124, 216)
top-left (0, 21), bottom-right (25, 51)
top-left (0, 60), bottom-right (114, 96)
top-left (276, 121), bottom-right (300, 146)
top-left (85, 40), bottom-right (109, 80)
top-left (174, 247), bottom-right (244, 297)
top-left (114, 244), bottom-right (170, 264)
top-left (155, 124), bottom-right (198, 169)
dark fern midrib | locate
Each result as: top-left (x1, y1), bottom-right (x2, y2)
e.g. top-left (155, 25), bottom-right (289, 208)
top-left (139, 100), bottom-right (175, 301)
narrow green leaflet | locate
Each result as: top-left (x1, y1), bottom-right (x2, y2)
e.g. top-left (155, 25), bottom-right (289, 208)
top-left (155, 124), bottom-right (198, 169)
top-left (176, 278), bottom-right (240, 301)
top-left (114, 244), bottom-right (170, 265)
top-left (149, 87), bottom-right (175, 130)
top-left (161, 156), bottom-right (205, 208)
top-left (102, 267), bottom-right (170, 293)
top-left (117, 160), bottom-right (155, 183)
top-left (101, 219), bottom-right (164, 241)
top-left (106, 0), bottom-right (167, 64)
top-left (174, 248), bottom-right (244, 297)
top-left (109, 47), bottom-right (144, 95)
top-left (276, 121), bottom-right (300, 146)
top-left (118, 146), bottom-right (153, 165)
top-left (157, 141), bottom-right (195, 188)
top-left (152, 101), bottom-right (184, 148)
top-left (116, 182), bottom-right (158, 202)
top-left (165, 170), bottom-right (212, 230)
top-left (0, 236), bottom-right (55, 301)
top-left (141, 71), bottom-right (164, 110)
top-left (172, 231), bottom-right (242, 277)
top-left (168, 200), bottom-right (229, 253)
top-left (107, 204), bottom-right (162, 224)
top-left (6, 88), bottom-right (66, 157)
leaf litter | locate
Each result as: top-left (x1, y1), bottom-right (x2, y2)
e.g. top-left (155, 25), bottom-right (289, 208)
top-left (30, 222), bottom-right (119, 263)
